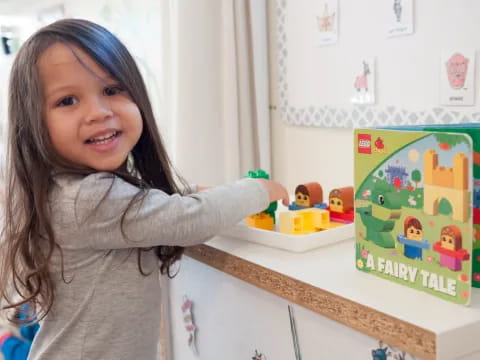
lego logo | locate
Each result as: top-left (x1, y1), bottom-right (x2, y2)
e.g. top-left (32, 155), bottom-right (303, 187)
top-left (359, 139), bottom-right (370, 148)
top-left (358, 134), bottom-right (371, 154)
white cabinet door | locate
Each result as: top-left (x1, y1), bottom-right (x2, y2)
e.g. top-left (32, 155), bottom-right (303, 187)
top-left (168, 256), bottom-right (419, 360)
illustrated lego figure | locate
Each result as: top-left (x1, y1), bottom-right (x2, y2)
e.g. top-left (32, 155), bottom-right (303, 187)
top-left (327, 186), bottom-right (354, 223)
top-left (433, 225), bottom-right (470, 271)
top-left (446, 53), bottom-right (469, 89)
top-left (289, 182), bottom-right (324, 210)
top-left (396, 216), bottom-right (430, 259)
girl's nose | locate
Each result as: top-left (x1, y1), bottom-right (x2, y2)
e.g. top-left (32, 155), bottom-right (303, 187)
top-left (84, 96), bottom-right (114, 123)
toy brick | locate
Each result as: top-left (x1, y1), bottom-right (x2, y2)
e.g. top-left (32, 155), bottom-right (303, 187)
top-left (246, 213), bottom-right (275, 231)
top-left (329, 210), bottom-right (354, 223)
top-left (279, 208), bottom-right (331, 235)
top-left (245, 169), bottom-right (278, 218)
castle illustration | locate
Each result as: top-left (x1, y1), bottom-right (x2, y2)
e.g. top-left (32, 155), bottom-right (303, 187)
top-left (385, 165), bottom-right (408, 188)
top-left (423, 149), bottom-right (469, 222)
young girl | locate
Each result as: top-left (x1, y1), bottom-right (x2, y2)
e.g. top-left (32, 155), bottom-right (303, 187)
top-left (0, 19), bottom-right (289, 359)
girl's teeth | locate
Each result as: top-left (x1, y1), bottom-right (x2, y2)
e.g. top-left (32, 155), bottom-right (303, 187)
top-left (89, 132), bottom-right (117, 144)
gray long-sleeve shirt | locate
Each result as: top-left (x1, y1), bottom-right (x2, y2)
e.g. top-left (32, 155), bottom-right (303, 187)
top-left (28, 172), bottom-right (269, 360)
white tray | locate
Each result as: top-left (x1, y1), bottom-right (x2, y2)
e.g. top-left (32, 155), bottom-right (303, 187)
top-left (220, 221), bottom-right (354, 253)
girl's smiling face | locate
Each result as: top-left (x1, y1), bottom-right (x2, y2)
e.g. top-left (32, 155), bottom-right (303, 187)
top-left (38, 42), bottom-right (143, 171)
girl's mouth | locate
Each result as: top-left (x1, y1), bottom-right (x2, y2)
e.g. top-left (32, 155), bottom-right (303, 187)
top-left (85, 130), bottom-right (121, 145)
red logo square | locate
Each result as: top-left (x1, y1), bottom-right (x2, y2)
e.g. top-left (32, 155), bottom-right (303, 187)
top-left (358, 134), bottom-right (371, 154)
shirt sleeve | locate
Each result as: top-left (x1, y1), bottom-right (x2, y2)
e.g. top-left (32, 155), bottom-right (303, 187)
top-left (72, 173), bottom-right (270, 250)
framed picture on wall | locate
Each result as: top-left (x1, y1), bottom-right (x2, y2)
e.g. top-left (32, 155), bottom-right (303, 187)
top-left (440, 50), bottom-right (475, 106)
top-left (386, 0), bottom-right (414, 38)
top-left (351, 58), bottom-right (375, 105)
top-left (316, 0), bottom-right (338, 46)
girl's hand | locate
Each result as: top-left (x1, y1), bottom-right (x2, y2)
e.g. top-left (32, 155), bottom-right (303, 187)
top-left (197, 186), bottom-right (210, 192)
top-left (257, 179), bottom-right (289, 207)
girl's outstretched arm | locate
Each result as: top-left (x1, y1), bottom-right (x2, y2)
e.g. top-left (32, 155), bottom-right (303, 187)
top-left (51, 172), bottom-right (287, 250)
top-left (194, 181), bottom-right (288, 206)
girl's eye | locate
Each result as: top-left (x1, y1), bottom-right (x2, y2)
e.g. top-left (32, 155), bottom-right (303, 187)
top-left (104, 85), bottom-right (124, 96)
top-left (57, 96), bottom-right (78, 107)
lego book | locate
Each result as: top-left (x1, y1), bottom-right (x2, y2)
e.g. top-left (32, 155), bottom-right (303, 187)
top-left (354, 125), bottom-right (480, 305)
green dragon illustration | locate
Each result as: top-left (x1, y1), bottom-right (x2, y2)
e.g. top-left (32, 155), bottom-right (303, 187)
top-left (356, 182), bottom-right (402, 248)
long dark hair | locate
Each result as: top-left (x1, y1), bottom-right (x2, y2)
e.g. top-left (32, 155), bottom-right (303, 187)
top-left (0, 19), bottom-right (186, 322)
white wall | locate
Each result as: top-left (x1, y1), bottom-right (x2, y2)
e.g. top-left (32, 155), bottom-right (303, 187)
top-left (170, 0), bottom-right (225, 186)
top-left (267, 2), bottom-right (353, 194)
top-left (272, 123), bottom-right (353, 198)
top-left (169, 0), bottom-right (352, 189)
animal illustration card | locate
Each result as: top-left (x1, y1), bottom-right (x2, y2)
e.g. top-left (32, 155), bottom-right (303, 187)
top-left (355, 128), bottom-right (474, 305)
top-left (386, 0), bottom-right (414, 38)
top-left (351, 58), bottom-right (375, 105)
top-left (315, 0), bottom-right (338, 46)
top-left (440, 50), bottom-right (476, 106)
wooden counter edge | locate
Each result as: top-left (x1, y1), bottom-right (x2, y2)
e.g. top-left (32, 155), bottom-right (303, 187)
top-left (185, 244), bottom-right (436, 360)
